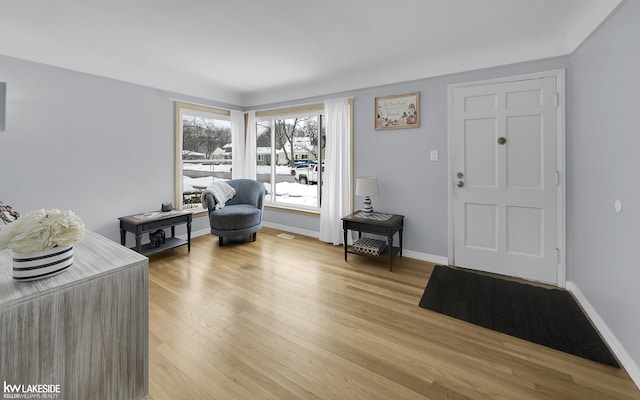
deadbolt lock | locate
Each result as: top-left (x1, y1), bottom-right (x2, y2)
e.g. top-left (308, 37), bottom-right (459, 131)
top-left (457, 172), bottom-right (464, 179)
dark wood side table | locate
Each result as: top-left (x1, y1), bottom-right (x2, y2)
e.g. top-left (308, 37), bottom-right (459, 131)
top-left (341, 210), bottom-right (404, 271)
top-left (119, 210), bottom-right (192, 256)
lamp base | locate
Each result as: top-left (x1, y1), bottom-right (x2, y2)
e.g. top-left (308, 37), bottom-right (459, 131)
top-left (362, 196), bottom-right (374, 214)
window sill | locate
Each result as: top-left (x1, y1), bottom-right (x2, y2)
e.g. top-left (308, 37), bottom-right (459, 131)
top-left (184, 207), bottom-right (208, 218)
top-left (265, 204), bottom-right (320, 217)
top-left (188, 205), bottom-right (319, 218)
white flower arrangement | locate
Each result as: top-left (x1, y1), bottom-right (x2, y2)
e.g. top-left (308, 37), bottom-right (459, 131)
top-left (0, 209), bottom-right (85, 253)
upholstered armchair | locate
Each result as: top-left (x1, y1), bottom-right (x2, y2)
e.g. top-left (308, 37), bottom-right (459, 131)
top-left (204, 179), bottom-right (265, 246)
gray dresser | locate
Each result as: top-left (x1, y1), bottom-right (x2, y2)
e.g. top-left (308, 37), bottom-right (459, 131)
top-left (0, 230), bottom-right (149, 399)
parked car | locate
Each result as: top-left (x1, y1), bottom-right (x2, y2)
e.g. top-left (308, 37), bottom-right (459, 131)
top-left (291, 163), bottom-right (324, 185)
top-left (293, 160), bottom-right (317, 168)
top-left (290, 164), bottom-right (310, 180)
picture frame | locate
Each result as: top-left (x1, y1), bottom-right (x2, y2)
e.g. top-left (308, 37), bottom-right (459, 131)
top-left (375, 92), bottom-right (420, 130)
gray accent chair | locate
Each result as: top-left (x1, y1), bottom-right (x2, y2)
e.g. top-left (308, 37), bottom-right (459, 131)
top-left (204, 179), bottom-right (265, 246)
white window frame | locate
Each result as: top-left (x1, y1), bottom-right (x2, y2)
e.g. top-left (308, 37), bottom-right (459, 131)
top-left (255, 108), bottom-right (324, 213)
top-left (174, 102), bottom-right (230, 215)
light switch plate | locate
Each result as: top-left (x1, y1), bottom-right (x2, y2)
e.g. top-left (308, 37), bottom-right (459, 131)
top-left (430, 150), bottom-right (438, 161)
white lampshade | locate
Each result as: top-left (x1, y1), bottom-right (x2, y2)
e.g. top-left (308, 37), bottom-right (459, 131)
top-left (355, 176), bottom-right (379, 196)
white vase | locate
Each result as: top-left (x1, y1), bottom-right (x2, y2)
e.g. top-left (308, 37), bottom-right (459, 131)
top-left (12, 245), bottom-right (74, 281)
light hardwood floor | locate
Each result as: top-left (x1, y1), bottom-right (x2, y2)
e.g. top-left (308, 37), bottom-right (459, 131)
top-left (146, 227), bottom-right (640, 400)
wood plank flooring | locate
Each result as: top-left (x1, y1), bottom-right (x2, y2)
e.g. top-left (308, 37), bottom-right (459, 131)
top-left (146, 227), bottom-right (640, 400)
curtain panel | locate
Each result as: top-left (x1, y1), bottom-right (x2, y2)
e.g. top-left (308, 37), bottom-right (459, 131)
top-left (319, 98), bottom-right (351, 245)
top-left (243, 111), bottom-right (257, 180)
top-left (230, 110), bottom-right (245, 179)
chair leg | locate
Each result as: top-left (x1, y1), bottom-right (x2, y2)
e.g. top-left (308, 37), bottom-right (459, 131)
top-left (252, 232), bottom-right (257, 242)
top-left (219, 236), bottom-right (224, 246)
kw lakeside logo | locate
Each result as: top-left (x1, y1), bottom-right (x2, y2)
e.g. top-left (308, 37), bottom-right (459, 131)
top-left (3, 381), bottom-right (60, 399)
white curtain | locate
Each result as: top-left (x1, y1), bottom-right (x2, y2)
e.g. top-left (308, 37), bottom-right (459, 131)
top-left (319, 98), bottom-right (351, 245)
top-left (243, 111), bottom-right (257, 179)
top-left (230, 110), bottom-right (245, 179)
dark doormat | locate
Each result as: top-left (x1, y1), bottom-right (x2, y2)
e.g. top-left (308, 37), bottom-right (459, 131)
top-left (419, 265), bottom-right (619, 367)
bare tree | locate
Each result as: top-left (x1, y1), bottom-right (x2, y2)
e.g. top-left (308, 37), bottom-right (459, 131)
top-left (256, 121), bottom-right (271, 147)
top-left (299, 117), bottom-right (320, 161)
top-left (202, 120), bottom-right (231, 159)
top-left (274, 118), bottom-right (300, 167)
top-left (182, 116), bottom-right (231, 159)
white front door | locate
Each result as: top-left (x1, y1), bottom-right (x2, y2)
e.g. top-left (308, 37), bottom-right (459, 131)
top-left (450, 73), bottom-right (562, 284)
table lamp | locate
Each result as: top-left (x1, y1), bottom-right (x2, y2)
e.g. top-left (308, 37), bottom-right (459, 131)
top-left (355, 176), bottom-right (379, 214)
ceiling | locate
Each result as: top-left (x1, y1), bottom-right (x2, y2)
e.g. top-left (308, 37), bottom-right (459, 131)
top-left (0, 0), bottom-right (623, 107)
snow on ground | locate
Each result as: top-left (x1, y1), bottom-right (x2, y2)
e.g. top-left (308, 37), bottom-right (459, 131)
top-left (184, 174), bottom-right (319, 208)
top-left (183, 163), bottom-right (292, 175)
top-left (183, 176), bottom-right (215, 191)
top-left (273, 183), bottom-right (319, 207)
top-left (183, 163), bottom-right (231, 173)
top-left (273, 181), bottom-right (317, 197)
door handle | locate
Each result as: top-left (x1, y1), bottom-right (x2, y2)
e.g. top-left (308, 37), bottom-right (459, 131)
top-left (457, 181), bottom-right (464, 188)
top-left (498, 137), bottom-right (507, 145)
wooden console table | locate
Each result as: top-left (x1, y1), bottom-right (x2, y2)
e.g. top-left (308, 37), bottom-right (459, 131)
top-left (0, 230), bottom-right (148, 399)
top-left (119, 210), bottom-right (192, 256)
top-left (342, 210), bottom-right (404, 271)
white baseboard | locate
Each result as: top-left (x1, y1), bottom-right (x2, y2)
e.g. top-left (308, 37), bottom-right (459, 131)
top-left (262, 221), bottom-right (320, 239)
top-left (264, 222), bottom-right (447, 265)
top-left (191, 223), bottom-right (447, 266)
top-left (192, 228), bottom-right (210, 238)
top-left (402, 249), bottom-right (448, 265)
top-left (178, 225), bottom-right (319, 241)
top-left (177, 228), bottom-right (209, 241)
top-left (566, 281), bottom-right (640, 390)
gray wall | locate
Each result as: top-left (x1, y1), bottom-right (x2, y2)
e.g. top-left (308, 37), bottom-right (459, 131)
top-left (261, 56), bottom-right (569, 258)
top-left (0, 55), bottom-right (237, 245)
top-left (568, 0), bottom-right (640, 365)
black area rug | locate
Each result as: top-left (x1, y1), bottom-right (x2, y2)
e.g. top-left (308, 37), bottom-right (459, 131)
top-left (419, 265), bottom-right (619, 367)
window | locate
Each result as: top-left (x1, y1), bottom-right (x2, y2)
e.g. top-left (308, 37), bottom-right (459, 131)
top-left (174, 102), bottom-right (231, 212)
top-left (255, 107), bottom-right (325, 211)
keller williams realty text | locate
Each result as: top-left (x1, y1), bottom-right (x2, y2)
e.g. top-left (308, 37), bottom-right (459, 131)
top-left (3, 381), bottom-right (61, 399)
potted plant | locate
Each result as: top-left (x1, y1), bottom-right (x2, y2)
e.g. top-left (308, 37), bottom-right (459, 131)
top-left (0, 209), bottom-right (85, 281)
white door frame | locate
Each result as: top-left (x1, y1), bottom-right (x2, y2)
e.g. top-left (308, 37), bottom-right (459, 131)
top-left (447, 69), bottom-right (566, 287)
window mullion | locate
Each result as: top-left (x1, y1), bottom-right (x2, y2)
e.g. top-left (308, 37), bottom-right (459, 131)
top-left (271, 118), bottom-right (276, 203)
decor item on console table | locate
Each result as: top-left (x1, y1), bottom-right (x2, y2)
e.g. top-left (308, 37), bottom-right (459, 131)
top-left (0, 208), bottom-right (84, 281)
top-left (0, 202), bottom-right (20, 224)
top-left (0, 230), bottom-right (149, 399)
